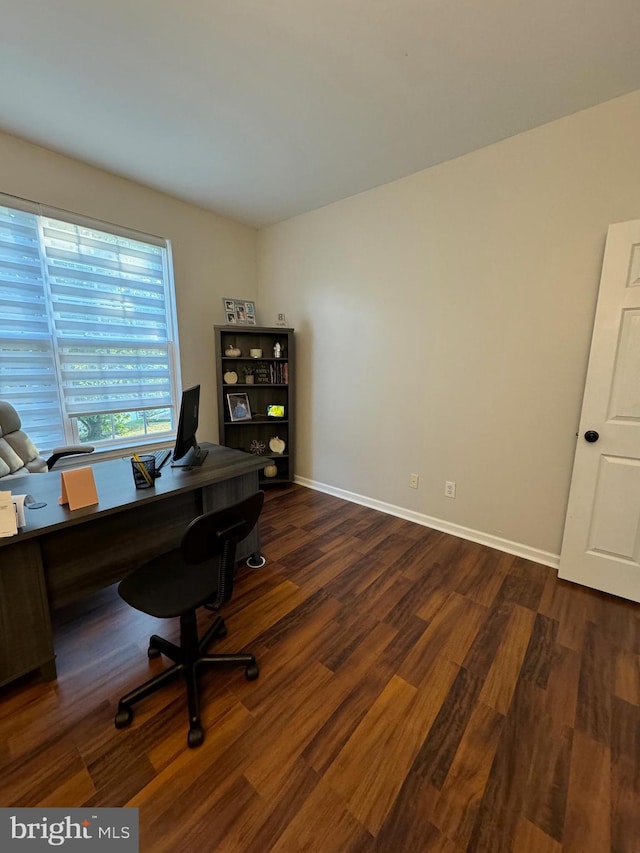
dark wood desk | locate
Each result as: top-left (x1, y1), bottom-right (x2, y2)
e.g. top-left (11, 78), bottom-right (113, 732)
top-left (0, 443), bottom-right (265, 687)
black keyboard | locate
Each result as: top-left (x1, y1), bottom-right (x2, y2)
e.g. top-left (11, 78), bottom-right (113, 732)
top-left (150, 448), bottom-right (171, 471)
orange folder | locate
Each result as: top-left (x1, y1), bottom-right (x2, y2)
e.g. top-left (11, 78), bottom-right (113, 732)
top-left (59, 467), bottom-right (99, 511)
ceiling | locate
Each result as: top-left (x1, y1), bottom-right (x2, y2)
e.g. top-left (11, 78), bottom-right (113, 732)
top-left (1, 1), bottom-right (639, 228)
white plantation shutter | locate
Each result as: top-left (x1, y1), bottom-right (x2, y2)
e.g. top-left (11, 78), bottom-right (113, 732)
top-left (0, 194), bottom-right (178, 451)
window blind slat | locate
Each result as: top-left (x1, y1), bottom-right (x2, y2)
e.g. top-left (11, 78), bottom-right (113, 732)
top-left (51, 280), bottom-right (164, 300)
top-left (66, 390), bottom-right (173, 416)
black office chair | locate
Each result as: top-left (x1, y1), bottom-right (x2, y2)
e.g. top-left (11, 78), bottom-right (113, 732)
top-left (114, 491), bottom-right (264, 748)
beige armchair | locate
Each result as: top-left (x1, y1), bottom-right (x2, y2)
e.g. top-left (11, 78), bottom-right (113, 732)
top-left (0, 400), bottom-right (94, 479)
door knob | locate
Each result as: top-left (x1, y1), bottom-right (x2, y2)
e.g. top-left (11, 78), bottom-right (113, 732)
top-left (584, 430), bottom-right (599, 443)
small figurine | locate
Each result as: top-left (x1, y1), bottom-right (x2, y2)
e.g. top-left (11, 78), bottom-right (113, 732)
top-left (273, 341), bottom-right (282, 358)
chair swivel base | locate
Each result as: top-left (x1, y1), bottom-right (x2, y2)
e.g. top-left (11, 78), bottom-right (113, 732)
top-left (114, 614), bottom-right (259, 748)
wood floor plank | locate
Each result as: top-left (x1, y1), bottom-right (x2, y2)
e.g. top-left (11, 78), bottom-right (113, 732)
top-left (213, 578), bottom-right (309, 650)
top-left (452, 548), bottom-right (513, 609)
top-left (513, 818), bottom-right (563, 853)
top-left (575, 620), bottom-right (613, 746)
top-left (35, 768), bottom-right (96, 809)
top-left (493, 556), bottom-right (547, 612)
top-left (302, 615), bottom-right (427, 776)
top-left (355, 527), bottom-right (424, 568)
top-left (153, 773), bottom-right (259, 853)
top-left (614, 650), bottom-right (640, 705)
top-left (462, 601), bottom-right (512, 681)
top-left (467, 680), bottom-right (547, 853)
top-left (353, 513), bottom-right (419, 553)
top-left (324, 667), bottom-right (411, 835)
top-left (393, 530), bottom-right (458, 583)
top-left (325, 664), bottom-right (459, 836)
top-left (232, 760), bottom-right (322, 853)
top-left (385, 558), bottom-right (453, 627)
top-left (479, 604), bottom-right (536, 715)
top-left (539, 574), bottom-right (589, 652)
top-left (563, 729), bottom-right (611, 852)
top-left (268, 777), bottom-right (376, 853)
top-left (610, 695), bottom-right (640, 853)
top-left (244, 624), bottom-right (399, 800)
top-left (410, 665), bottom-right (484, 790)
top-left (375, 773), bottom-right (456, 853)
top-left (523, 723), bottom-right (573, 843)
top-left (323, 551), bottom-right (390, 605)
top-left (591, 592), bottom-right (640, 656)
top-left (143, 686), bottom-right (247, 771)
top-left (431, 700), bottom-right (504, 850)
top-left (318, 606), bottom-right (393, 673)
top-left (127, 699), bottom-right (256, 826)
top-left (521, 613), bottom-right (558, 689)
top-left (239, 662), bottom-right (335, 798)
top-left (260, 523), bottom-right (319, 562)
top-left (255, 586), bottom-right (339, 649)
top-left (0, 737), bottom-right (87, 807)
top-left (239, 593), bottom-right (344, 706)
top-left (84, 739), bottom-right (157, 807)
top-left (519, 612), bottom-right (559, 689)
top-left (399, 591), bottom-right (487, 688)
top-left (290, 538), bottom-right (377, 593)
top-left (543, 643), bottom-right (581, 735)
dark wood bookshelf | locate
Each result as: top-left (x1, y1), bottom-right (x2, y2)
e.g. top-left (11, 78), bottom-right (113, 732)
top-left (214, 325), bottom-right (295, 487)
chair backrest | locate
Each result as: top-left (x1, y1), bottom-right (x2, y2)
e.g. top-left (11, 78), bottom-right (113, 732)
top-left (0, 401), bottom-right (48, 478)
top-left (181, 491), bottom-right (265, 608)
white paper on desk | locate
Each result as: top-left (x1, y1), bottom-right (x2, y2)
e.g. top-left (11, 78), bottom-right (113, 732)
top-left (0, 490), bottom-right (18, 537)
top-left (12, 494), bottom-right (27, 528)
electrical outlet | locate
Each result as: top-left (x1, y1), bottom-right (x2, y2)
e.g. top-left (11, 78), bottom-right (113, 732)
top-left (445, 480), bottom-right (456, 498)
top-left (409, 473), bottom-right (419, 489)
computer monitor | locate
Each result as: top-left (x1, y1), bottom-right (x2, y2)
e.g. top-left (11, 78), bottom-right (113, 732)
top-left (171, 384), bottom-right (208, 468)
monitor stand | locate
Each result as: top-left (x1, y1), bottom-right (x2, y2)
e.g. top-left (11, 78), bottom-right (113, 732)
top-left (171, 445), bottom-right (209, 468)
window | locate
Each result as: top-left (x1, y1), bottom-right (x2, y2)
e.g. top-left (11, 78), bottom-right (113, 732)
top-left (0, 194), bottom-right (180, 453)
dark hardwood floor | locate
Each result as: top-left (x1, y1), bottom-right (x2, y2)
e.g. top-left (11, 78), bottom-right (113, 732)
top-left (0, 485), bottom-right (638, 852)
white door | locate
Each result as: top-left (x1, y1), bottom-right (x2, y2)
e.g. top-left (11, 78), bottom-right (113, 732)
top-left (559, 219), bottom-right (640, 602)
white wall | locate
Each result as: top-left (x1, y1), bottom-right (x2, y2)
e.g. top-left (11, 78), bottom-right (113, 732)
top-left (0, 131), bottom-right (258, 442)
top-left (258, 90), bottom-right (640, 560)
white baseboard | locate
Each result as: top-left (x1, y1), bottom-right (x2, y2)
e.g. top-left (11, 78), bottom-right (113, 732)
top-left (294, 475), bottom-right (560, 570)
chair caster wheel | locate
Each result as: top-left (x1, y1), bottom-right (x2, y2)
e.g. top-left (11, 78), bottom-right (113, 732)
top-left (216, 621), bottom-right (227, 638)
top-left (148, 645), bottom-right (161, 659)
top-left (115, 706), bottom-right (133, 728)
top-left (188, 726), bottom-right (205, 748)
top-left (245, 662), bottom-right (259, 681)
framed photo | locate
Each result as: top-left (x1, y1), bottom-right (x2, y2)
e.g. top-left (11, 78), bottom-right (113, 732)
top-left (266, 404), bottom-right (285, 418)
top-left (227, 392), bottom-right (252, 422)
top-left (223, 298), bottom-right (257, 326)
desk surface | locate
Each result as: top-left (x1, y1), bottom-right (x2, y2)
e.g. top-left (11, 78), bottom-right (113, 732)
top-left (1, 442), bottom-right (265, 546)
